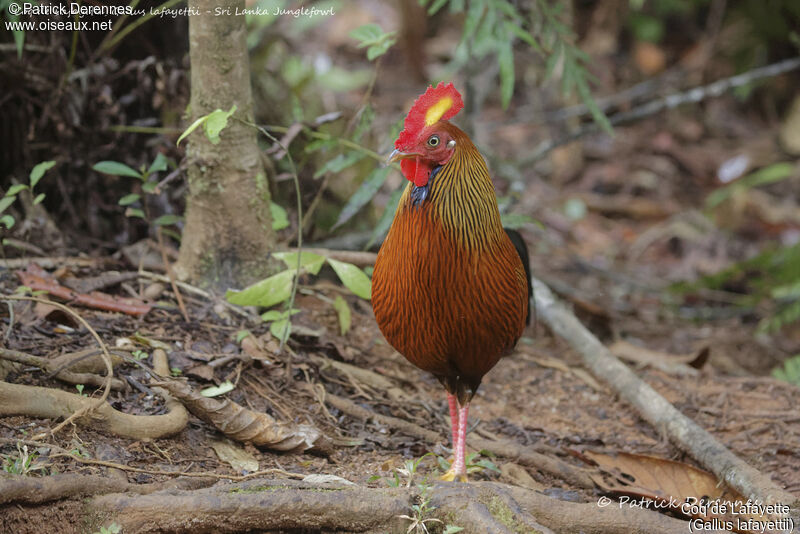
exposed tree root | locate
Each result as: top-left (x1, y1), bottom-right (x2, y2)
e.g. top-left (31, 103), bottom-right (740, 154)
top-left (0, 380), bottom-right (188, 439)
top-left (0, 348), bottom-right (127, 391)
top-left (0, 473), bottom-right (215, 504)
top-left (531, 277), bottom-right (799, 517)
top-left (52, 478), bottom-right (691, 534)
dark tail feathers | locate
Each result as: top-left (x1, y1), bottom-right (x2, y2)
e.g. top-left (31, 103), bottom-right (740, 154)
top-left (504, 228), bottom-right (533, 326)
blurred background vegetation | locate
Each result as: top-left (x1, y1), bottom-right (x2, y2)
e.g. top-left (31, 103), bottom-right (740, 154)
top-left (1, 0), bottom-right (799, 380)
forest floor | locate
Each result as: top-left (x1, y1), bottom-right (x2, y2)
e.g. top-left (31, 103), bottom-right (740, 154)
top-left (2, 81), bottom-right (800, 533)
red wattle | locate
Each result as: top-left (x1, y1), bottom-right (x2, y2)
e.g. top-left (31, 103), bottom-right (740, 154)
top-left (401, 157), bottom-right (432, 188)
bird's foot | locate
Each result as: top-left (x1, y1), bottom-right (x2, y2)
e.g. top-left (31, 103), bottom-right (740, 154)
top-left (439, 468), bottom-right (467, 482)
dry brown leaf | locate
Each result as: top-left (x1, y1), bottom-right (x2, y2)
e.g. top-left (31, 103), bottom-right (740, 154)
top-left (609, 340), bottom-right (708, 375)
top-left (210, 439), bottom-right (259, 473)
top-left (500, 462), bottom-right (544, 491)
top-left (154, 378), bottom-right (322, 453)
top-left (585, 451), bottom-right (786, 533)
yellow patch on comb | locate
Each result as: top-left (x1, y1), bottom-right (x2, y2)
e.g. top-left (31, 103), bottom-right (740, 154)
top-left (424, 97), bottom-right (453, 127)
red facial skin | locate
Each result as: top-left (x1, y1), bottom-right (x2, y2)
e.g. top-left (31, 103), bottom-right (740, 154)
top-left (397, 124), bottom-right (457, 187)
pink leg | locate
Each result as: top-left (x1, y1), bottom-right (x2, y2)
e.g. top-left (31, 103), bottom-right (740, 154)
top-left (450, 402), bottom-right (470, 478)
top-left (447, 393), bottom-right (459, 450)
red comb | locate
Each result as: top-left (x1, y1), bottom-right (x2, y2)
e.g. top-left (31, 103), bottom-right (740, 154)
top-left (395, 82), bottom-right (464, 149)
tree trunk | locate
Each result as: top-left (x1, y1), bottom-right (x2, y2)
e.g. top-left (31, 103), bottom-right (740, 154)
top-left (176, 0), bottom-right (275, 290)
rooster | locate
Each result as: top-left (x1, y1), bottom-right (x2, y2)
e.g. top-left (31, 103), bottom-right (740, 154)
top-left (372, 83), bottom-right (530, 481)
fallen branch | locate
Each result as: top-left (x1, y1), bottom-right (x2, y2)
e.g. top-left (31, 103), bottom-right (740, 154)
top-left (531, 277), bottom-right (799, 515)
top-left (16, 265), bottom-right (152, 316)
top-left (522, 56), bottom-right (800, 163)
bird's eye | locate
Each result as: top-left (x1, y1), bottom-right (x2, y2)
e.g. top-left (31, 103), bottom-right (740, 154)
top-left (427, 135), bottom-right (440, 147)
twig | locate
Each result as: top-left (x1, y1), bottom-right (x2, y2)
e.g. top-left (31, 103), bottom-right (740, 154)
top-left (0, 256), bottom-right (116, 270)
top-left (241, 120), bottom-right (304, 354)
top-left (531, 277), bottom-right (799, 513)
top-left (136, 270), bottom-right (258, 321)
top-left (48, 454), bottom-right (304, 481)
top-left (156, 227), bottom-right (189, 322)
top-left (1, 295), bottom-right (114, 440)
top-left (521, 56), bottom-right (800, 163)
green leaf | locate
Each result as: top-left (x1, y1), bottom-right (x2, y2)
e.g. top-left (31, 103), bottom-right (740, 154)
top-left (0, 196), bottom-right (17, 215)
top-left (498, 38), bottom-right (515, 109)
top-left (226, 269), bottom-right (294, 308)
top-left (333, 167), bottom-right (391, 229)
top-left (148, 152), bottom-right (168, 174)
top-left (349, 23), bottom-right (397, 61)
top-left (273, 251), bottom-right (326, 275)
top-left (327, 258), bottom-right (371, 299)
top-left (500, 213), bottom-right (537, 229)
top-left (203, 105), bottom-right (237, 145)
top-left (93, 161), bottom-right (142, 179)
top-left (118, 193), bottom-right (141, 206)
top-left (176, 115), bottom-right (206, 146)
top-left (366, 186), bottom-right (402, 249)
top-left (313, 151), bottom-right (366, 179)
top-left (270, 318), bottom-right (291, 343)
top-left (270, 202), bottom-right (289, 230)
top-left (153, 214), bottom-right (183, 227)
top-left (200, 380), bottom-right (235, 397)
top-left (29, 160), bottom-right (56, 187)
top-left (333, 295), bottom-right (351, 335)
top-left (235, 330), bottom-right (251, 343)
top-left (348, 23), bottom-right (384, 45)
top-left (125, 208), bottom-right (146, 219)
top-left (142, 181), bottom-right (158, 194)
top-left (6, 184), bottom-right (27, 196)
top-left (32, 193), bottom-right (45, 205)
top-left (0, 215), bottom-right (15, 229)
top-left (706, 163), bottom-right (795, 209)
top-left (444, 526), bottom-right (465, 534)
top-left (426, 0), bottom-right (448, 15)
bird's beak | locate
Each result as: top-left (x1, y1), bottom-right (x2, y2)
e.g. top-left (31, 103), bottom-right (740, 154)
top-left (387, 149), bottom-right (411, 165)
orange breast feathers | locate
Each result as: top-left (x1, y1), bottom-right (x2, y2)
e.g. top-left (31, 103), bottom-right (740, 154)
top-left (372, 160), bottom-right (528, 400)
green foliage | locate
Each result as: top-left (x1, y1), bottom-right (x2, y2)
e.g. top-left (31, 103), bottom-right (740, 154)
top-left (94, 523), bottom-right (122, 534)
top-left (94, 153), bottom-right (182, 234)
top-left (349, 23), bottom-right (397, 61)
top-left (1, 0), bottom-right (27, 58)
top-left (200, 380), bottom-right (235, 397)
top-left (226, 251), bottom-right (371, 341)
top-left (270, 201), bottom-right (290, 230)
top-left (673, 242), bottom-right (800, 333)
top-left (177, 105), bottom-right (237, 146)
top-left (75, 384), bottom-right (87, 397)
top-left (706, 163), bottom-right (795, 209)
top-left (0, 160), bottom-right (54, 230)
top-left (1, 443), bottom-right (48, 476)
top-left (772, 355), bottom-right (800, 387)
top-left (332, 295), bottom-right (351, 335)
top-left (436, 449), bottom-right (501, 475)
top-left (423, 0), bottom-right (610, 128)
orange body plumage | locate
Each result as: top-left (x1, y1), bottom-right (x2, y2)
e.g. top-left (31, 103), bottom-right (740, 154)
top-left (372, 124), bottom-right (527, 404)
top-left (372, 84), bottom-right (529, 480)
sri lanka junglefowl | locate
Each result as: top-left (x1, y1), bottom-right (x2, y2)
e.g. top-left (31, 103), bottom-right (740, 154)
top-left (372, 83), bottom-right (530, 481)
